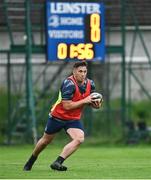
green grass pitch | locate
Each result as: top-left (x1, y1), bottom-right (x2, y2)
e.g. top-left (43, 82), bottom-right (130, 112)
top-left (0, 144), bottom-right (151, 179)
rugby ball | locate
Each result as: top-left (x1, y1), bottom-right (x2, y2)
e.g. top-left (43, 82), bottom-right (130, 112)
top-left (90, 92), bottom-right (103, 102)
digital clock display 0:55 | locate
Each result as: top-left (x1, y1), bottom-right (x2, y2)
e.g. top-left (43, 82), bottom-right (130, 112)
top-left (57, 43), bottom-right (94, 60)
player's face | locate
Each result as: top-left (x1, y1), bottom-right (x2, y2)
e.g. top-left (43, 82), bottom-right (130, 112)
top-left (73, 66), bottom-right (87, 83)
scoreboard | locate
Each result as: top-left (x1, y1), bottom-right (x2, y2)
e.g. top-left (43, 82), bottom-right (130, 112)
top-left (46, 0), bottom-right (105, 61)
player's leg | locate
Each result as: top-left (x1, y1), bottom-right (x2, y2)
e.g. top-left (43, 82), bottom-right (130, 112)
top-left (60, 128), bottom-right (84, 158)
top-left (23, 115), bottom-right (64, 171)
top-left (24, 133), bottom-right (55, 171)
top-left (50, 122), bottom-right (84, 171)
top-left (33, 133), bottom-right (55, 156)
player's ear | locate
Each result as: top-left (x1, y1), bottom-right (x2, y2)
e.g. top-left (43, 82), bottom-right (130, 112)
top-left (85, 69), bottom-right (88, 75)
top-left (73, 68), bottom-right (76, 75)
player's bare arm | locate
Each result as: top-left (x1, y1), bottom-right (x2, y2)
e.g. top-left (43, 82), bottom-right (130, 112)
top-left (62, 95), bottom-right (92, 110)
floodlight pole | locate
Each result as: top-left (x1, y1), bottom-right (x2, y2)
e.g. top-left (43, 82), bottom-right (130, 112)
top-left (121, 0), bottom-right (126, 137)
top-left (25, 0), bottom-right (37, 144)
top-left (7, 52), bottom-right (11, 144)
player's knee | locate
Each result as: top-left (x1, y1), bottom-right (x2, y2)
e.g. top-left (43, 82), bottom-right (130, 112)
top-left (76, 136), bottom-right (85, 144)
top-left (41, 138), bottom-right (50, 146)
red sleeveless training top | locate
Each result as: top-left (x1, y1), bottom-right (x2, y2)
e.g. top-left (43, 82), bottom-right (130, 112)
top-left (51, 75), bottom-right (91, 120)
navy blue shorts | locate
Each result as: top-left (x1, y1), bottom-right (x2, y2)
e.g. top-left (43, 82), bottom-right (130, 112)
top-left (44, 115), bottom-right (84, 135)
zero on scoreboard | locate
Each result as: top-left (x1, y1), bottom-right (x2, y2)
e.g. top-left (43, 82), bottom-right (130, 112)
top-left (46, 0), bottom-right (105, 61)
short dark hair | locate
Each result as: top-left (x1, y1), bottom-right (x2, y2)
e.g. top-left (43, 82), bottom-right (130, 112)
top-left (73, 61), bottom-right (88, 69)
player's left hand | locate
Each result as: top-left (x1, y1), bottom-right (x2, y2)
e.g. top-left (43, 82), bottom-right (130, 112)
top-left (91, 99), bottom-right (103, 109)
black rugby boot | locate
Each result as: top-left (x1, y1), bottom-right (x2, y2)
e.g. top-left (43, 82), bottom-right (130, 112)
top-left (50, 161), bottom-right (67, 171)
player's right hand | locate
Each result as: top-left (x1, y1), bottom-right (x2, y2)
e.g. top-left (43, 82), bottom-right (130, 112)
top-left (83, 95), bottom-right (93, 104)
